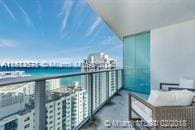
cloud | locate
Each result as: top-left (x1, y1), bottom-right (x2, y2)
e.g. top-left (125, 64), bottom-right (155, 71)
top-left (0, 0), bottom-right (16, 20)
top-left (59, 0), bottom-right (74, 32)
top-left (0, 39), bottom-right (17, 48)
top-left (60, 0), bottom-right (88, 39)
top-left (86, 25), bottom-right (103, 44)
top-left (35, 0), bottom-right (42, 21)
top-left (15, 1), bottom-right (34, 28)
top-left (86, 17), bottom-right (102, 36)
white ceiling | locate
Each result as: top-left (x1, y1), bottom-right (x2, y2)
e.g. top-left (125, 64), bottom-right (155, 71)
top-left (87, 0), bottom-right (195, 38)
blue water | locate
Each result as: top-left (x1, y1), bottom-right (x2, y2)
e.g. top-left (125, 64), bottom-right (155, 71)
top-left (0, 67), bottom-right (81, 87)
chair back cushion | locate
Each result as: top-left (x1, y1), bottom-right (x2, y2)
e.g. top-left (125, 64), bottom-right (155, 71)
top-left (148, 90), bottom-right (195, 106)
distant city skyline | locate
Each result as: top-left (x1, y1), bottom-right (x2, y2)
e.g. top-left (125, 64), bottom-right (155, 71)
top-left (0, 52), bottom-right (119, 68)
top-left (0, 0), bottom-right (123, 66)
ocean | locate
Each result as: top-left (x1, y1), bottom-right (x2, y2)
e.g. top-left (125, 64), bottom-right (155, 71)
top-left (0, 67), bottom-right (81, 87)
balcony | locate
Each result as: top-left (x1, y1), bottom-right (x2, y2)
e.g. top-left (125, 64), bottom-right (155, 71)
top-left (0, 69), bottom-right (124, 130)
top-left (1, 1), bottom-right (195, 130)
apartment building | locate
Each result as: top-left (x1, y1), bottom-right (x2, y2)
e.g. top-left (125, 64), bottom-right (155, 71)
top-left (81, 53), bottom-right (116, 109)
top-left (0, 80), bottom-right (87, 130)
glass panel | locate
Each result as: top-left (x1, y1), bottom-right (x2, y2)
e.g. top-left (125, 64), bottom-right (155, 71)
top-left (0, 82), bottom-right (35, 130)
top-left (92, 72), bottom-right (107, 111)
top-left (124, 32), bottom-right (150, 94)
top-left (118, 70), bottom-right (123, 89)
top-left (109, 70), bottom-right (117, 97)
top-left (124, 36), bottom-right (136, 91)
top-left (46, 75), bottom-right (88, 130)
top-left (135, 33), bottom-right (150, 93)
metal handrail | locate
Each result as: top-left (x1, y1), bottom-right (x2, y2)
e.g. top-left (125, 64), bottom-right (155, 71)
top-left (0, 68), bottom-right (123, 87)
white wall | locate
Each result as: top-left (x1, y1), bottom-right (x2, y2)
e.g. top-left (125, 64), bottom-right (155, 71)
top-left (151, 19), bottom-right (195, 89)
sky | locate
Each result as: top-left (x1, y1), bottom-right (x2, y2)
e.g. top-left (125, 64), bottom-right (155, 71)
top-left (0, 0), bottom-right (123, 66)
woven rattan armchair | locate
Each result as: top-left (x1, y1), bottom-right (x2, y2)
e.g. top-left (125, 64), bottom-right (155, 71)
top-left (129, 86), bottom-right (195, 130)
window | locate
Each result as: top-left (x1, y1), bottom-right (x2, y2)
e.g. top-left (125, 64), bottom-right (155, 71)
top-left (24, 117), bottom-right (30, 122)
top-left (24, 124), bottom-right (30, 129)
top-left (4, 120), bottom-right (17, 130)
top-left (49, 115), bottom-right (53, 119)
top-left (49, 121), bottom-right (53, 125)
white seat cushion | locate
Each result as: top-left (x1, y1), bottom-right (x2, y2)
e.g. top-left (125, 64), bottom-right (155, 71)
top-left (132, 101), bottom-right (152, 125)
top-left (148, 90), bottom-right (195, 106)
top-left (179, 77), bottom-right (195, 89)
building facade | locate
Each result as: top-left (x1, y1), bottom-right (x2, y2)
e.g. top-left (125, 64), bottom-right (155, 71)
top-left (0, 80), bottom-right (88, 130)
top-left (81, 53), bottom-right (116, 110)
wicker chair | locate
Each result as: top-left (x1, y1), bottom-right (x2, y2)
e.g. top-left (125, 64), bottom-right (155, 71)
top-left (129, 84), bottom-right (195, 130)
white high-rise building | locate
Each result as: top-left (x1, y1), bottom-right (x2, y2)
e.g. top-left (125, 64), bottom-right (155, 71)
top-left (81, 53), bottom-right (116, 110)
top-left (0, 80), bottom-right (87, 130)
top-left (47, 85), bottom-right (88, 130)
top-left (81, 53), bottom-right (116, 71)
top-left (47, 79), bottom-right (61, 90)
top-left (0, 82), bottom-right (34, 130)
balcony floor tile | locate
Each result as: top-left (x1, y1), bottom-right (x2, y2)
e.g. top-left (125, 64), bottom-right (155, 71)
top-left (81, 90), bottom-right (139, 130)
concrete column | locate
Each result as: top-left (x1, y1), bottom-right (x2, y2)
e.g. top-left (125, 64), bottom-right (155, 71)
top-left (35, 80), bottom-right (46, 130)
top-left (87, 74), bottom-right (93, 119)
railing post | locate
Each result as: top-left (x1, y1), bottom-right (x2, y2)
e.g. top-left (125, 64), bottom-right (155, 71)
top-left (122, 69), bottom-right (125, 88)
top-left (87, 74), bottom-right (93, 120)
top-left (106, 71), bottom-right (109, 104)
top-left (115, 70), bottom-right (119, 91)
top-left (35, 80), bottom-right (46, 130)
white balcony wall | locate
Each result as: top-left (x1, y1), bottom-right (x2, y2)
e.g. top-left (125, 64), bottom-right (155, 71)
top-left (151, 19), bottom-right (195, 89)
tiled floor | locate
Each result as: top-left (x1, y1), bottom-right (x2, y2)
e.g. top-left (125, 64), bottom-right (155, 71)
top-left (81, 90), bottom-right (136, 130)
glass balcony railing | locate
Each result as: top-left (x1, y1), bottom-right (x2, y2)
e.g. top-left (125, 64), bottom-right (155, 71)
top-left (0, 81), bottom-right (35, 130)
top-left (0, 69), bottom-right (123, 130)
